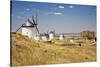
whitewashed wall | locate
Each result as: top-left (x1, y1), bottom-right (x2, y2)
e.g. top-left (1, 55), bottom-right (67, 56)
top-left (49, 33), bottom-right (54, 40)
top-left (22, 27), bottom-right (34, 38)
top-left (59, 34), bottom-right (64, 40)
top-left (41, 36), bottom-right (48, 41)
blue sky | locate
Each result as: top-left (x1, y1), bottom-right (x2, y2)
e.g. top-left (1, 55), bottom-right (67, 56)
top-left (11, 1), bottom-right (96, 33)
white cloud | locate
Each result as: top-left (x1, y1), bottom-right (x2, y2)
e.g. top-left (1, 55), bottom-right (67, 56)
top-left (16, 16), bottom-right (24, 19)
top-left (69, 5), bottom-right (74, 8)
top-left (53, 12), bottom-right (63, 15)
top-left (17, 16), bottom-right (21, 19)
top-left (26, 8), bottom-right (30, 11)
top-left (45, 12), bottom-right (53, 15)
top-left (58, 6), bottom-right (64, 9)
top-left (45, 12), bottom-right (63, 16)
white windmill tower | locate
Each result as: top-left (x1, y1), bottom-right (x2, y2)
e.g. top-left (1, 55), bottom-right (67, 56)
top-left (49, 31), bottom-right (55, 40)
top-left (59, 34), bottom-right (64, 40)
top-left (16, 15), bottom-right (40, 39)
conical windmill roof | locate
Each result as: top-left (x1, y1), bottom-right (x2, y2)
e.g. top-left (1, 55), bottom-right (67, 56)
top-left (22, 21), bottom-right (35, 27)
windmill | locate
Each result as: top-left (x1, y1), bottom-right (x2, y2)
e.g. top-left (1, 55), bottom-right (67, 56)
top-left (16, 15), bottom-right (40, 38)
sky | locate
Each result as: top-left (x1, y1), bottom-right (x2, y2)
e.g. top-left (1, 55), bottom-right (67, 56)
top-left (11, 0), bottom-right (96, 33)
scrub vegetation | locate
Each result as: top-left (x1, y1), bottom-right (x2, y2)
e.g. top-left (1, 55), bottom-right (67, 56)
top-left (11, 32), bottom-right (96, 66)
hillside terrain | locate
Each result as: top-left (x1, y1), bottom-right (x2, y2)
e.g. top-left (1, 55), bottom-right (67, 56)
top-left (11, 33), bottom-right (96, 66)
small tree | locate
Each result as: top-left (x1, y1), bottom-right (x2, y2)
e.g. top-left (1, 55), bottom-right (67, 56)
top-left (80, 30), bottom-right (95, 39)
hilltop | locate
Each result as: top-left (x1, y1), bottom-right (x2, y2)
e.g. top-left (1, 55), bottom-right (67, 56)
top-left (11, 32), bottom-right (96, 66)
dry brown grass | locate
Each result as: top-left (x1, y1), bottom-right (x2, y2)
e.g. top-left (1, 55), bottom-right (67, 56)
top-left (11, 32), bottom-right (96, 66)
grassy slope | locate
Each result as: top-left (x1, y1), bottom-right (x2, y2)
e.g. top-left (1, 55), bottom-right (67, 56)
top-left (11, 33), bottom-right (96, 66)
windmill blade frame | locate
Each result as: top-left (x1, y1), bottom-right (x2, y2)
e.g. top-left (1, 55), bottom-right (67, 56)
top-left (35, 25), bottom-right (39, 34)
top-left (28, 19), bottom-right (33, 23)
top-left (16, 23), bottom-right (25, 32)
top-left (32, 16), bottom-right (37, 25)
top-left (35, 13), bottom-right (38, 24)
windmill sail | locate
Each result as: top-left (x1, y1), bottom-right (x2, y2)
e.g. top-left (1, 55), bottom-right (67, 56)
top-left (16, 15), bottom-right (40, 35)
top-left (32, 15), bottom-right (39, 34)
top-left (35, 14), bottom-right (39, 34)
top-left (28, 19), bottom-right (33, 24)
top-left (32, 16), bottom-right (37, 25)
top-left (35, 25), bottom-right (39, 34)
top-left (35, 13), bottom-right (38, 24)
top-left (16, 23), bottom-right (25, 32)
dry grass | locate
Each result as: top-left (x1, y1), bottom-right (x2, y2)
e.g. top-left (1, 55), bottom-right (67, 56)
top-left (11, 33), bottom-right (96, 66)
